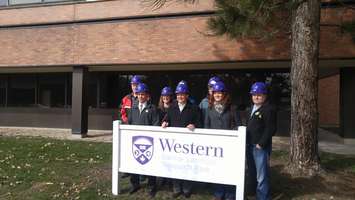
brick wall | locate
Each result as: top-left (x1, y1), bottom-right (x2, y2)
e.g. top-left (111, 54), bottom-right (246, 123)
top-left (0, 15), bottom-right (354, 67)
top-left (0, 0), bottom-right (354, 67)
top-left (0, 0), bottom-right (214, 26)
top-left (318, 74), bottom-right (340, 126)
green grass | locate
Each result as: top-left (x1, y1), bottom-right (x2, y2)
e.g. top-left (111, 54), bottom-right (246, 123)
top-left (1, 136), bottom-right (355, 200)
top-left (0, 136), bottom-right (114, 200)
top-left (0, 136), bottom-right (213, 200)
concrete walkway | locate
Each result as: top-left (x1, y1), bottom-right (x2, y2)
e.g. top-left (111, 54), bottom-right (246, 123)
top-left (1, 126), bottom-right (354, 155)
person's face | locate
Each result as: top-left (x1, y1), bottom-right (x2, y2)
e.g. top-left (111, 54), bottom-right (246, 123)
top-left (176, 93), bottom-right (188, 104)
top-left (252, 94), bottom-right (267, 106)
top-left (131, 83), bottom-right (138, 93)
top-left (162, 95), bottom-right (171, 104)
top-left (137, 92), bottom-right (149, 103)
top-left (208, 86), bottom-right (213, 95)
top-left (213, 92), bottom-right (225, 103)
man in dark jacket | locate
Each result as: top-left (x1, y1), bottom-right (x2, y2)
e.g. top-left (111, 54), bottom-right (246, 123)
top-left (161, 82), bottom-right (201, 199)
top-left (246, 82), bottom-right (277, 200)
top-left (128, 82), bottom-right (160, 197)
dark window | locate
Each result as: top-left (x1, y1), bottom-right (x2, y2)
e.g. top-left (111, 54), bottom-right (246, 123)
top-left (38, 74), bottom-right (69, 108)
top-left (8, 75), bottom-right (36, 107)
top-left (0, 76), bottom-right (6, 107)
top-left (88, 73), bottom-right (121, 109)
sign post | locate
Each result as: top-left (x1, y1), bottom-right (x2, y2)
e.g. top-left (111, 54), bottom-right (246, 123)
top-left (112, 120), bottom-right (246, 200)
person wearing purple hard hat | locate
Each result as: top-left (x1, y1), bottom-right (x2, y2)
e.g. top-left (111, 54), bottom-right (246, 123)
top-left (246, 82), bottom-right (277, 200)
top-left (158, 86), bottom-right (174, 122)
top-left (199, 76), bottom-right (222, 122)
top-left (128, 82), bottom-right (159, 197)
top-left (162, 81), bottom-right (201, 198)
top-left (119, 75), bottom-right (142, 124)
top-left (176, 80), bottom-right (197, 105)
top-left (205, 81), bottom-right (241, 200)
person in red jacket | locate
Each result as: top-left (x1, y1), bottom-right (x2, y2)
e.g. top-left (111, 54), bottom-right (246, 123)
top-left (120, 75), bottom-right (141, 124)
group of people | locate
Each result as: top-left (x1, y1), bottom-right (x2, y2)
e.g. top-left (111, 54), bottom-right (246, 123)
top-left (119, 75), bottom-right (277, 200)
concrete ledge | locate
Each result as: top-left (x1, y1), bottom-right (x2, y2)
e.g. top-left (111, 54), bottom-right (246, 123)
top-left (343, 139), bottom-right (355, 145)
top-left (0, 126), bottom-right (112, 142)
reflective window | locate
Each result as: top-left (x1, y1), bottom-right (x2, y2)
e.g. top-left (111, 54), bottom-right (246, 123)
top-left (9, 0), bottom-right (41, 4)
top-left (0, 0), bottom-right (8, 6)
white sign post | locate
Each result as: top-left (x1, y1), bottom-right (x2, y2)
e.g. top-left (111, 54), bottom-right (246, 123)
top-left (112, 120), bottom-right (246, 200)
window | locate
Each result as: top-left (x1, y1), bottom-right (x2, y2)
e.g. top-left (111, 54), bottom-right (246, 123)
top-left (0, 0), bottom-right (8, 6)
top-left (0, 76), bottom-right (6, 107)
top-left (38, 74), bottom-right (68, 108)
top-left (8, 75), bottom-right (36, 107)
top-left (9, 0), bottom-right (40, 4)
top-left (0, 0), bottom-right (83, 6)
top-left (87, 73), bottom-right (120, 109)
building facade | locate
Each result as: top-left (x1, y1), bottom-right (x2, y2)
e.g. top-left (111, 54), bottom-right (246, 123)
top-left (0, 0), bottom-right (354, 142)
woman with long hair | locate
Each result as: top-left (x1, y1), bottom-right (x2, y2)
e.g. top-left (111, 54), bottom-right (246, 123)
top-left (158, 86), bottom-right (174, 123)
top-left (204, 81), bottom-right (241, 200)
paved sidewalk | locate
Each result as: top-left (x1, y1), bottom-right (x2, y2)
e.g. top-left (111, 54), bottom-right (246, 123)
top-left (1, 126), bottom-right (354, 155)
top-left (273, 128), bottom-right (355, 155)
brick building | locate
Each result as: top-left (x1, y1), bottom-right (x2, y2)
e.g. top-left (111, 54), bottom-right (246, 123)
top-left (0, 0), bottom-right (354, 143)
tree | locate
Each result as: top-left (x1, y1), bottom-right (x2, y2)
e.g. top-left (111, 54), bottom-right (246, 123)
top-left (289, 0), bottom-right (322, 176)
top-left (144, 0), bottom-right (353, 176)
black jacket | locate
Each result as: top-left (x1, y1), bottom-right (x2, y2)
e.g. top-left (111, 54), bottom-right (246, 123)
top-left (157, 107), bottom-right (168, 125)
top-left (204, 105), bottom-right (242, 130)
top-left (246, 103), bottom-right (277, 148)
top-left (163, 102), bottom-right (201, 128)
top-left (128, 103), bottom-right (160, 126)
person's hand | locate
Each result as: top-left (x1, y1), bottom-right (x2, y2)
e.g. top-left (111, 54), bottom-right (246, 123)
top-left (161, 122), bottom-right (169, 128)
top-left (256, 144), bottom-right (262, 149)
top-left (186, 124), bottom-right (195, 131)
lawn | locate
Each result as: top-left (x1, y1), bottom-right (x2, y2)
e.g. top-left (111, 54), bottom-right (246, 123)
top-left (1, 136), bottom-right (355, 200)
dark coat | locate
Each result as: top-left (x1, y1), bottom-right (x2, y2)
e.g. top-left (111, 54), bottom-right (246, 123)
top-left (157, 107), bottom-right (168, 125)
top-left (128, 102), bottom-right (160, 126)
top-left (246, 103), bottom-right (277, 148)
top-left (204, 105), bottom-right (242, 130)
top-left (163, 102), bottom-right (201, 128)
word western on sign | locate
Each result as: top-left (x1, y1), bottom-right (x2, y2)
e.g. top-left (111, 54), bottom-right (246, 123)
top-left (159, 138), bottom-right (224, 158)
top-left (112, 121), bottom-right (246, 200)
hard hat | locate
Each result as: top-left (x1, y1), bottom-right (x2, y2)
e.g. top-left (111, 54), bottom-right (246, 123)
top-left (161, 86), bottom-right (173, 96)
top-left (212, 81), bottom-right (226, 92)
top-left (175, 84), bottom-right (189, 94)
top-left (135, 83), bottom-right (149, 93)
top-left (131, 75), bottom-right (141, 84)
top-left (250, 82), bottom-right (267, 95)
top-left (208, 76), bottom-right (222, 87)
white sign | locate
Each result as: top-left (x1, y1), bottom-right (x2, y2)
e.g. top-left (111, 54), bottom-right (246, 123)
top-left (112, 120), bottom-right (246, 200)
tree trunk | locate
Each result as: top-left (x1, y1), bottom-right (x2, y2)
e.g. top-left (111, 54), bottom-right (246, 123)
top-left (289, 0), bottom-right (322, 176)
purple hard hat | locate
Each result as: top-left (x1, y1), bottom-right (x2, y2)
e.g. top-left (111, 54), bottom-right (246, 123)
top-left (177, 80), bottom-right (187, 86)
top-left (130, 75), bottom-right (141, 84)
top-left (212, 81), bottom-right (226, 92)
top-left (208, 76), bottom-right (222, 87)
top-left (250, 82), bottom-right (267, 94)
top-left (161, 86), bottom-right (173, 96)
top-left (175, 84), bottom-right (189, 94)
top-left (134, 83), bottom-right (149, 93)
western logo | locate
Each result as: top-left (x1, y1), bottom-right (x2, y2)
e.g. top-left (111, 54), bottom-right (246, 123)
top-left (132, 136), bottom-right (154, 165)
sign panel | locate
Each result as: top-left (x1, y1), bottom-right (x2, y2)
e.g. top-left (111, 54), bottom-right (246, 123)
top-left (112, 121), bottom-right (246, 200)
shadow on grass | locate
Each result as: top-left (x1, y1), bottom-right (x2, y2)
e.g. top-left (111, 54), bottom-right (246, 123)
top-left (269, 160), bottom-right (355, 199)
top-left (321, 152), bottom-right (355, 172)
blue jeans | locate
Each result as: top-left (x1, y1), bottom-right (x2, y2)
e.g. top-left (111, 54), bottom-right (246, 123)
top-left (246, 144), bottom-right (271, 200)
top-left (214, 184), bottom-right (235, 200)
